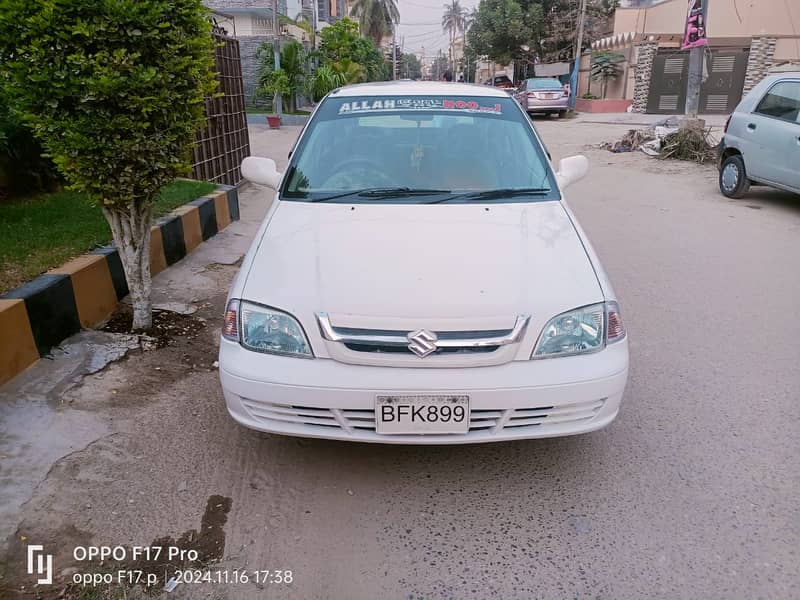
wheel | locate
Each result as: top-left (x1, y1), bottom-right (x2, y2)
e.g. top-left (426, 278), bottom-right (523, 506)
top-left (558, 110), bottom-right (567, 119)
top-left (719, 154), bottom-right (750, 198)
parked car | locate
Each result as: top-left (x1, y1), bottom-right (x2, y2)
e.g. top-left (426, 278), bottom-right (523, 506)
top-left (483, 74), bottom-right (514, 90)
top-left (514, 77), bottom-right (569, 117)
top-left (718, 72), bottom-right (800, 198)
top-left (219, 81), bottom-right (629, 444)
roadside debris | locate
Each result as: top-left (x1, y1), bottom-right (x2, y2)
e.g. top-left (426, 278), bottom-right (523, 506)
top-left (659, 127), bottom-right (717, 163)
top-left (602, 117), bottom-right (718, 163)
top-left (604, 128), bottom-right (657, 153)
top-left (164, 576), bottom-right (181, 592)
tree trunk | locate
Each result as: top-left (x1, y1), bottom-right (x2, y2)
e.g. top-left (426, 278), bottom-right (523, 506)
top-left (102, 202), bottom-right (154, 331)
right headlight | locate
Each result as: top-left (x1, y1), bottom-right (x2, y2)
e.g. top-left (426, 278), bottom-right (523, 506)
top-left (532, 301), bottom-right (625, 359)
top-left (222, 299), bottom-right (313, 358)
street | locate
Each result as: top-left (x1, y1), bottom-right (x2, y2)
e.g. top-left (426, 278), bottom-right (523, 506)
top-left (1, 117), bottom-right (798, 599)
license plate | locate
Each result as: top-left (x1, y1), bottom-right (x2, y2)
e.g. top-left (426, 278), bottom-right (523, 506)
top-left (375, 395), bottom-right (469, 435)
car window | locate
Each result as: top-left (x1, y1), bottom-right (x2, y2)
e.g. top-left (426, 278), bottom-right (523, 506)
top-left (529, 78), bottom-right (563, 90)
top-left (281, 95), bottom-right (558, 203)
top-left (754, 81), bottom-right (800, 123)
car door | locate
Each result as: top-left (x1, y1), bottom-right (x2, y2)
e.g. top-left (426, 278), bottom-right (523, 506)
top-left (748, 79), bottom-right (800, 190)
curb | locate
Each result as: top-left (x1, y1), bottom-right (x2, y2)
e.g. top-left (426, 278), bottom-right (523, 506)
top-left (0, 184), bottom-right (239, 386)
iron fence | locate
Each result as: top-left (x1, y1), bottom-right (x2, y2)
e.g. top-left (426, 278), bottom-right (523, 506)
top-left (191, 27), bottom-right (250, 186)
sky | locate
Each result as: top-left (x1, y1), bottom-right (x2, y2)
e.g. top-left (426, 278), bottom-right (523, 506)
top-left (395, 0), bottom-right (480, 60)
top-left (282, 0), bottom-right (478, 60)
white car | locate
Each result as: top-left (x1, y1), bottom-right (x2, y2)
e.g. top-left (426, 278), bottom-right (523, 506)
top-left (219, 81), bottom-right (629, 444)
top-left (718, 71), bottom-right (800, 197)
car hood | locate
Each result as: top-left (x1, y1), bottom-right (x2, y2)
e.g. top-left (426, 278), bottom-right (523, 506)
top-left (242, 201), bottom-right (602, 327)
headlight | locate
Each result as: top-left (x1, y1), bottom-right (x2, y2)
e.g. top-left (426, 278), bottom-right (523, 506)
top-left (222, 299), bottom-right (313, 358)
top-left (533, 302), bottom-right (625, 358)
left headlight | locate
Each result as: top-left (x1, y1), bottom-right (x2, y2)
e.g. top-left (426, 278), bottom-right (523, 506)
top-left (532, 301), bottom-right (625, 359)
top-left (222, 299), bottom-right (313, 358)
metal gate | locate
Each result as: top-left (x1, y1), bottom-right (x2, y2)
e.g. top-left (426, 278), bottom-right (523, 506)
top-left (646, 48), bottom-right (749, 114)
top-left (646, 50), bottom-right (688, 114)
top-left (191, 25), bottom-right (251, 186)
top-left (699, 50), bottom-right (749, 113)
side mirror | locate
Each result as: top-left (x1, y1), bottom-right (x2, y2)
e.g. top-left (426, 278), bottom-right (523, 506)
top-left (241, 156), bottom-right (283, 190)
top-left (555, 155), bottom-right (589, 189)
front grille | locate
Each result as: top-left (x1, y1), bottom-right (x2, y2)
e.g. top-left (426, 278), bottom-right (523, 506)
top-left (316, 313), bottom-right (530, 359)
top-left (343, 343), bottom-right (499, 355)
top-left (241, 398), bottom-right (605, 436)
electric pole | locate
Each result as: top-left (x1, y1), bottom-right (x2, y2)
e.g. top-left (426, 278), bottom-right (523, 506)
top-left (569, 0), bottom-right (588, 110)
top-left (392, 22), bottom-right (397, 80)
top-left (683, 0), bottom-right (709, 125)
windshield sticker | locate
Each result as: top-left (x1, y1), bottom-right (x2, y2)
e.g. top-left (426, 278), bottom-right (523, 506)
top-left (337, 98), bottom-right (502, 115)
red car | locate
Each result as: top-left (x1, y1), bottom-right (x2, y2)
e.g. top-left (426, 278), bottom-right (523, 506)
top-left (483, 75), bottom-right (514, 90)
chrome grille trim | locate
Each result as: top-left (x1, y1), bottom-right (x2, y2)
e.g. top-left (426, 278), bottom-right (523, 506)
top-left (240, 398), bottom-right (606, 436)
top-left (316, 313), bottom-right (530, 350)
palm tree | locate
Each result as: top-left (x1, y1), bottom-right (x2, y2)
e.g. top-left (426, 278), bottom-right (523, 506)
top-left (441, 0), bottom-right (467, 77)
top-left (350, 0), bottom-right (399, 48)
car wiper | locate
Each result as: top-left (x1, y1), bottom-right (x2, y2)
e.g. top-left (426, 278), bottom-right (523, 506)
top-left (308, 187), bottom-right (451, 202)
top-left (425, 188), bottom-right (551, 204)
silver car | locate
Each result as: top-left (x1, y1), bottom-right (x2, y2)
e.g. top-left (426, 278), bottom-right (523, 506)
top-left (718, 72), bottom-right (800, 198)
top-left (514, 78), bottom-right (569, 118)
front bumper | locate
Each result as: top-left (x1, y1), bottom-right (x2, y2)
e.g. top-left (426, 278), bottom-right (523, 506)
top-left (219, 338), bottom-right (629, 444)
top-left (716, 137), bottom-right (728, 169)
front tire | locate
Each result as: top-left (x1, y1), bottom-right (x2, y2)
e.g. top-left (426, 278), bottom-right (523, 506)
top-left (719, 154), bottom-right (750, 199)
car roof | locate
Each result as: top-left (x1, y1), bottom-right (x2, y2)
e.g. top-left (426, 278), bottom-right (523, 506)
top-left (332, 80), bottom-right (510, 98)
top-left (762, 71), bottom-right (800, 81)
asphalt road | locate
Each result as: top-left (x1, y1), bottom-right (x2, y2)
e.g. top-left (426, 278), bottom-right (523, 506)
top-left (2, 118), bottom-right (798, 600)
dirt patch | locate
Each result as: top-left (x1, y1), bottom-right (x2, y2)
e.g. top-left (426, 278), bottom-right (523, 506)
top-left (2, 496), bottom-right (233, 600)
top-left (101, 307), bottom-right (208, 349)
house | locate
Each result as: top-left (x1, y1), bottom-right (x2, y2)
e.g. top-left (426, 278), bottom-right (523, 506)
top-left (577, 0), bottom-right (800, 113)
top-left (206, 1), bottom-right (331, 107)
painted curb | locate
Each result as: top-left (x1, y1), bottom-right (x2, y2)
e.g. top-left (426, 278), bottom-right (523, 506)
top-left (0, 184), bottom-right (240, 386)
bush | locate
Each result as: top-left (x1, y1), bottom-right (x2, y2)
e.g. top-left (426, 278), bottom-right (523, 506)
top-left (0, 88), bottom-right (59, 199)
top-left (0, 0), bottom-right (217, 329)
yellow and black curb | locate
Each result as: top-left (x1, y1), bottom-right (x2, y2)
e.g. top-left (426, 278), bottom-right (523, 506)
top-left (0, 184), bottom-right (240, 386)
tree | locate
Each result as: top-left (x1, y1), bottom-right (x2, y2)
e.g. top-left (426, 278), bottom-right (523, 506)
top-left (0, 0), bottom-right (216, 330)
top-left (467, 0), bottom-right (542, 65)
top-left (431, 52), bottom-right (450, 81)
top-left (255, 41), bottom-right (307, 113)
top-left (307, 65), bottom-right (347, 101)
top-left (402, 53), bottom-right (423, 80)
top-left (349, 0), bottom-right (399, 47)
top-left (318, 18), bottom-right (388, 83)
top-left (442, 0), bottom-right (467, 75)
top-left (590, 50), bottom-right (624, 98)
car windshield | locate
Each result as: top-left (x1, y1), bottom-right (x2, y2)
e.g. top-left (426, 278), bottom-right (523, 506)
top-left (282, 94), bottom-right (558, 203)
top-left (529, 78), bottom-right (563, 90)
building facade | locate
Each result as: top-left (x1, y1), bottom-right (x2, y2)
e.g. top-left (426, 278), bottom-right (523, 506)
top-left (578, 0), bottom-right (800, 113)
top-left (205, 1), bottom-right (325, 108)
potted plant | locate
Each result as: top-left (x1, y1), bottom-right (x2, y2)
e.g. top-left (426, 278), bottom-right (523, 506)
top-left (266, 114), bottom-right (281, 129)
top-left (257, 70), bottom-right (290, 130)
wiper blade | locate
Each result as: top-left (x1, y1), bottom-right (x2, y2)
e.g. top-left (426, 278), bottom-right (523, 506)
top-left (309, 187), bottom-right (451, 202)
top-left (426, 188), bottom-right (551, 204)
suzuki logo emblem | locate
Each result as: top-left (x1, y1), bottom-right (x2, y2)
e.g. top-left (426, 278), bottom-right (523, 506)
top-left (407, 329), bottom-right (438, 357)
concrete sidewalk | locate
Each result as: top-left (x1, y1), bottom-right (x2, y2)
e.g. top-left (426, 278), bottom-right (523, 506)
top-left (572, 111), bottom-right (728, 128)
